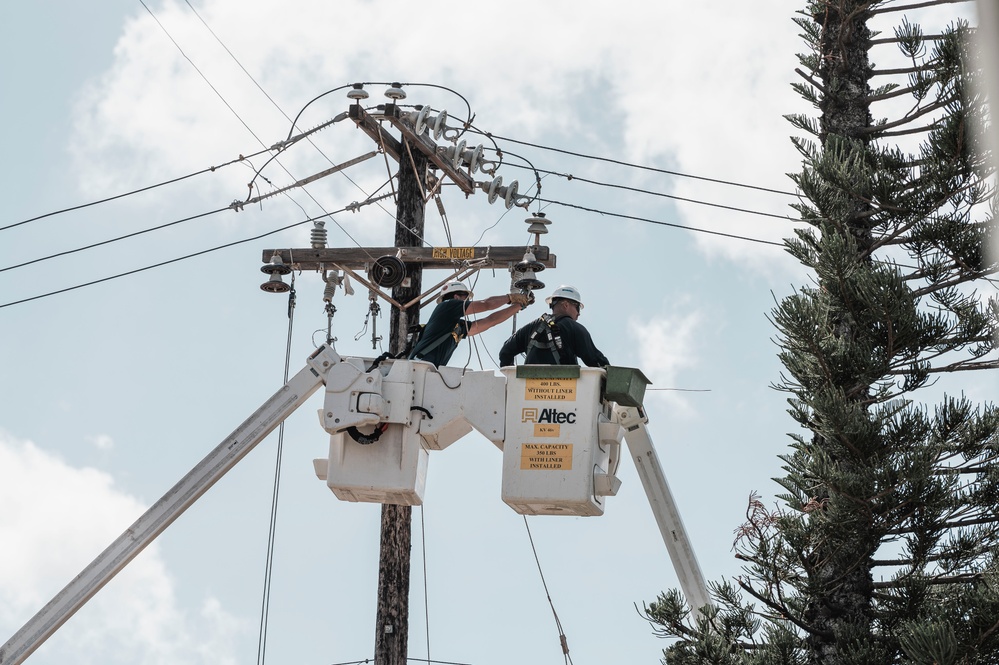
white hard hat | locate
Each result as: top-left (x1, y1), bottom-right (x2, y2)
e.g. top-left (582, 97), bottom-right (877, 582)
top-left (437, 280), bottom-right (473, 303)
top-left (546, 285), bottom-right (583, 309)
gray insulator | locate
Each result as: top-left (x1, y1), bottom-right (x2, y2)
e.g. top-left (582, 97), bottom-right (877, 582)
top-left (323, 280), bottom-right (337, 302)
top-left (311, 221), bottom-right (328, 249)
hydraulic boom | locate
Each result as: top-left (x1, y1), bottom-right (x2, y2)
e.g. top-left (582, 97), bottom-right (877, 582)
top-left (1, 352), bottom-right (710, 664)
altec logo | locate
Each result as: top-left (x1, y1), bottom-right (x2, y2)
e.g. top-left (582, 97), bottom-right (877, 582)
top-left (521, 407), bottom-right (577, 424)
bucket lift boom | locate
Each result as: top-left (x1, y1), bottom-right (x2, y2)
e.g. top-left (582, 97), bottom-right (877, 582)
top-left (0, 349), bottom-right (709, 665)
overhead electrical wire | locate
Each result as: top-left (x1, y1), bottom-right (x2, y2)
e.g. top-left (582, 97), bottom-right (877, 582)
top-left (469, 128), bottom-right (800, 198)
top-left (0, 207), bottom-right (351, 309)
top-left (536, 197), bottom-right (786, 247)
top-left (256, 276), bottom-right (296, 665)
top-left (140, 0), bottom-right (366, 257)
top-left (0, 179), bottom-right (786, 299)
top-left (504, 163), bottom-right (795, 222)
top-left (523, 516), bottom-right (575, 665)
top-left (1, 206), bottom-right (230, 273)
top-left (2, 8), bottom-right (802, 303)
top-left (139, 0), bottom-right (265, 149)
top-left (0, 149), bottom-right (270, 232)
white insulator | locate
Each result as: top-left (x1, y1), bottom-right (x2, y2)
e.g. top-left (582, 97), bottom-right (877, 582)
top-left (347, 84), bottom-right (369, 100)
top-left (311, 221), bottom-right (328, 249)
top-left (526, 212), bottom-right (551, 235)
top-left (385, 83), bottom-right (406, 100)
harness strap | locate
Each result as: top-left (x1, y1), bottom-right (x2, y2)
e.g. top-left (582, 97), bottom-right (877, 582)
top-left (410, 322), bottom-right (464, 360)
top-left (526, 314), bottom-right (562, 363)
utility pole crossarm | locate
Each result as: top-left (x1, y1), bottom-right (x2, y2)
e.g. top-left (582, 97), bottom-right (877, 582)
top-left (380, 104), bottom-right (477, 194)
top-left (0, 345), bottom-right (342, 665)
top-left (348, 104), bottom-right (403, 162)
top-left (260, 246), bottom-right (555, 272)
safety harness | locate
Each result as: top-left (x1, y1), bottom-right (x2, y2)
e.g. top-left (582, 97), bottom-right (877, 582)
top-left (408, 322), bottom-right (466, 361)
top-left (526, 313), bottom-right (563, 363)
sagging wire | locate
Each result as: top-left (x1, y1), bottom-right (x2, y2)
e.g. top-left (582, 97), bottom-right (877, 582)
top-left (523, 516), bottom-right (575, 665)
top-left (419, 505), bottom-right (432, 665)
top-left (256, 270), bottom-right (296, 665)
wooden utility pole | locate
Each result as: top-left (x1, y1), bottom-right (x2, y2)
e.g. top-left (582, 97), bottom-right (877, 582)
top-left (262, 97), bottom-right (552, 663)
top-left (374, 135), bottom-right (428, 665)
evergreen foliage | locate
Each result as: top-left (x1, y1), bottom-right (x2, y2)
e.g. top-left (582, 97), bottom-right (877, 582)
top-left (644, 1), bottom-right (998, 663)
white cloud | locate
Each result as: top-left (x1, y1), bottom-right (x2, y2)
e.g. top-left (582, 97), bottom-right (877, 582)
top-left (627, 303), bottom-right (704, 416)
top-left (0, 431), bottom-right (245, 664)
top-left (85, 433), bottom-right (115, 450)
top-left (66, 0), bottom-right (811, 275)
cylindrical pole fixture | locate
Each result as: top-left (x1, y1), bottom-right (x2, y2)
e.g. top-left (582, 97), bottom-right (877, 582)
top-left (374, 134), bottom-right (428, 665)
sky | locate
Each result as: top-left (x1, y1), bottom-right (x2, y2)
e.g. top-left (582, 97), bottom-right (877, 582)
top-left (0, 2), bottom-right (992, 665)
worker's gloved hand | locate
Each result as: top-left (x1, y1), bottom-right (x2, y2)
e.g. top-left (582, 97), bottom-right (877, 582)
top-left (509, 292), bottom-right (533, 309)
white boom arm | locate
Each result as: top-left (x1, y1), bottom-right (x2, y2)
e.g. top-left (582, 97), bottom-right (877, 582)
top-left (614, 405), bottom-right (712, 612)
top-left (0, 345), bottom-right (341, 665)
top-left (3, 354), bottom-right (710, 663)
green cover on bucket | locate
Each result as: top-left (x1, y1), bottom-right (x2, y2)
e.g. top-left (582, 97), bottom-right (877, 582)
top-left (603, 366), bottom-right (651, 407)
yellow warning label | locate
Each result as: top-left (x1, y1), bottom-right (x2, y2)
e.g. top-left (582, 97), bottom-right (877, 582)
top-left (431, 247), bottom-right (475, 260)
top-left (533, 424), bottom-right (560, 437)
top-left (524, 378), bottom-right (577, 401)
top-left (521, 443), bottom-right (573, 470)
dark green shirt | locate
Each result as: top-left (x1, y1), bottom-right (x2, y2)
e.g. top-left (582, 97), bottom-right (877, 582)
top-left (410, 299), bottom-right (471, 366)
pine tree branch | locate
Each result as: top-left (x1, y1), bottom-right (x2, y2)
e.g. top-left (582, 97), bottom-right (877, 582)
top-left (871, 65), bottom-right (930, 76)
top-left (870, 549), bottom-right (990, 566)
top-left (737, 579), bottom-right (828, 637)
top-left (868, 0), bottom-right (973, 17)
top-left (794, 67), bottom-right (829, 97)
top-left (978, 616), bottom-right (999, 648)
top-left (860, 96), bottom-right (956, 135)
top-left (872, 572), bottom-right (982, 589)
top-left (866, 83), bottom-right (955, 104)
top-left (871, 32), bottom-right (957, 45)
top-left (877, 122), bottom-right (951, 139)
top-left (886, 517), bottom-right (999, 535)
top-left (884, 354), bottom-right (999, 379)
top-left (910, 266), bottom-right (999, 298)
top-left (921, 359), bottom-right (999, 374)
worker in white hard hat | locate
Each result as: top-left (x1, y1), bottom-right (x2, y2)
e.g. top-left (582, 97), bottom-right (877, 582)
top-left (410, 280), bottom-right (533, 366)
top-left (498, 284), bottom-right (609, 367)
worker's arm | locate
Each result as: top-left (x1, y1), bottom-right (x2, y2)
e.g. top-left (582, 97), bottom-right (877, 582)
top-left (464, 294), bottom-right (515, 315)
top-left (467, 302), bottom-right (521, 337)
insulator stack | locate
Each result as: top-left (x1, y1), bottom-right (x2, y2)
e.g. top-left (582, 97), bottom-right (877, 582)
top-left (323, 276), bottom-right (337, 302)
top-left (311, 221), bottom-right (328, 249)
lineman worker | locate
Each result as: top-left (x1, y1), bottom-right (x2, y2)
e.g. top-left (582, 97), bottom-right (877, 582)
top-left (410, 280), bottom-right (532, 367)
top-left (498, 285), bottom-right (609, 367)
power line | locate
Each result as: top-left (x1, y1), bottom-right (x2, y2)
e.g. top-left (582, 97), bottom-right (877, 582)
top-left (0, 208), bottom-right (348, 309)
top-left (0, 182), bottom-right (785, 296)
top-left (139, 0), bottom-right (264, 148)
top-left (0, 206), bottom-right (230, 273)
top-left (522, 517), bottom-right (574, 665)
top-left (505, 163), bottom-right (795, 222)
top-left (468, 129), bottom-right (800, 198)
top-left (536, 197), bottom-right (787, 247)
top-left (0, 150), bottom-right (269, 232)
top-left (141, 0), bottom-right (364, 252)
